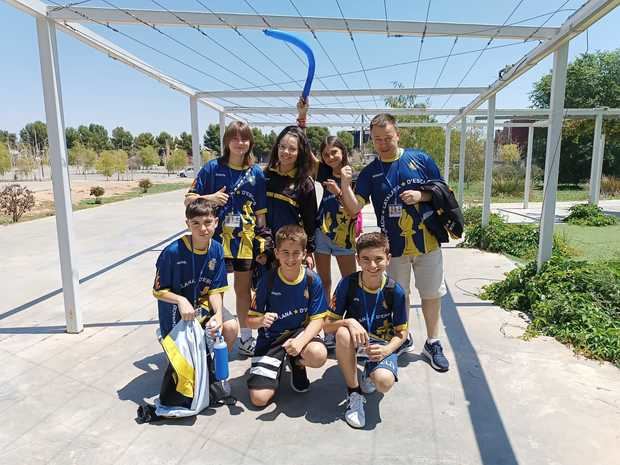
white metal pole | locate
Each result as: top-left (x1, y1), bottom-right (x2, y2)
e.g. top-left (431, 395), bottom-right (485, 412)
top-left (537, 43), bottom-right (569, 270)
top-left (592, 132), bottom-right (606, 205)
top-left (219, 112), bottom-right (226, 156)
top-left (190, 95), bottom-right (201, 174)
top-left (589, 113), bottom-right (603, 204)
top-left (444, 126), bottom-right (451, 181)
top-left (458, 117), bottom-right (467, 206)
top-left (481, 95), bottom-right (496, 226)
top-left (36, 17), bottom-right (82, 333)
top-left (523, 126), bottom-right (534, 209)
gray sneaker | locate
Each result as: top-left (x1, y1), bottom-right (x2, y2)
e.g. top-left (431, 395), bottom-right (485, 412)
top-left (238, 336), bottom-right (256, 356)
top-left (397, 332), bottom-right (415, 354)
top-left (344, 391), bottom-right (366, 429)
top-left (360, 369), bottom-right (376, 394)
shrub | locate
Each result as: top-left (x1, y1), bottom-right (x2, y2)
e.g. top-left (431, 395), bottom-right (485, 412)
top-left (462, 205), bottom-right (482, 226)
top-left (90, 185), bottom-right (105, 204)
top-left (492, 164), bottom-right (524, 196)
top-left (563, 203), bottom-right (617, 226)
top-left (460, 212), bottom-right (571, 260)
top-left (0, 184), bottom-right (35, 222)
top-left (601, 176), bottom-right (620, 197)
top-left (139, 178), bottom-right (153, 193)
top-left (481, 256), bottom-right (620, 365)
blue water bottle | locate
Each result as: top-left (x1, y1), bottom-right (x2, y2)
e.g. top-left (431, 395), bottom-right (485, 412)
top-left (213, 332), bottom-right (229, 381)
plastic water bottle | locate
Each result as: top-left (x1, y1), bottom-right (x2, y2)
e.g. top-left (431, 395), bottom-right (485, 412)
top-left (213, 333), bottom-right (229, 381)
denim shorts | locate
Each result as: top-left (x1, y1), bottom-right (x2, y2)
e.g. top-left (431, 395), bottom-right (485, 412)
top-left (364, 352), bottom-right (399, 382)
top-left (314, 228), bottom-right (355, 256)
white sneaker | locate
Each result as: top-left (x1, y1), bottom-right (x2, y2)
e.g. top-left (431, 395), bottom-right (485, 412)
top-left (344, 391), bottom-right (366, 429)
top-left (238, 336), bottom-right (256, 356)
top-left (360, 370), bottom-right (376, 394)
top-left (323, 332), bottom-right (336, 350)
top-left (397, 332), bottom-right (415, 355)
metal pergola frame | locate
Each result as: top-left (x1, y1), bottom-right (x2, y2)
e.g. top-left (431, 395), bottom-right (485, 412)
top-left (4, 0), bottom-right (619, 333)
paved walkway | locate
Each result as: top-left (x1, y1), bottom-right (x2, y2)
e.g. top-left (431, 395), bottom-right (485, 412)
top-left (490, 199), bottom-right (620, 224)
top-left (0, 190), bottom-right (618, 465)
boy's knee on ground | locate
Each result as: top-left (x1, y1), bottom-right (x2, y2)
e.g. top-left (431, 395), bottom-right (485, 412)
top-left (370, 368), bottom-right (395, 393)
top-left (249, 388), bottom-right (275, 407)
top-left (301, 341), bottom-right (327, 368)
top-left (335, 326), bottom-right (353, 347)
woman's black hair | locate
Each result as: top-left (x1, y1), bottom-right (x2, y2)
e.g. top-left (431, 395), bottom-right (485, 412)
top-left (267, 125), bottom-right (314, 190)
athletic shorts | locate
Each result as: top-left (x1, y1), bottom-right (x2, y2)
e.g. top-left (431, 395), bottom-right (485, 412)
top-left (247, 328), bottom-right (325, 390)
top-left (314, 228), bottom-right (355, 256)
top-left (364, 352), bottom-right (399, 382)
top-left (387, 248), bottom-right (447, 301)
top-left (225, 258), bottom-right (253, 273)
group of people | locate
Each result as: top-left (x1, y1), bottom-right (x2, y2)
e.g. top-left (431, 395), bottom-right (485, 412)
top-left (152, 105), bottom-right (453, 428)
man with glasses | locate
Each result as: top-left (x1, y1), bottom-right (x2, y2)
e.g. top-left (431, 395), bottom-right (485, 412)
top-left (340, 113), bottom-right (449, 373)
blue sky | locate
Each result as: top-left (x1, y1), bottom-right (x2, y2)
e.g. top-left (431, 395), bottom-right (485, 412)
top-left (1, 0), bottom-right (619, 138)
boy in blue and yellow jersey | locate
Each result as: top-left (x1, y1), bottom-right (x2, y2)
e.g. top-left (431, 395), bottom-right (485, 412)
top-left (340, 113), bottom-right (450, 373)
top-left (186, 121), bottom-right (267, 356)
top-left (246, 225), bottom-right (328, 408)
top-left (325, 232), bottom-right (408, 429)
top-left (153, 199), bottom-right (238, 348)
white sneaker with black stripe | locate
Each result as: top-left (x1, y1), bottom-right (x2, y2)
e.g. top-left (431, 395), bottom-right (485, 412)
top-left (238, 336), bottom-right (256, 357)
top-left (344, 391), bottom-right (366, 429)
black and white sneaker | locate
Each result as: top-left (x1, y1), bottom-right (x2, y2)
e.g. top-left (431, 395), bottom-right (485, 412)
top-left (238, 336), bottom-right (256, 357)
top-left (397, 332), bottom-right (415, 354)
top-left (289, 356), bottom-right (310, 393)
top-left (423, 340), bottom-right (449, 372)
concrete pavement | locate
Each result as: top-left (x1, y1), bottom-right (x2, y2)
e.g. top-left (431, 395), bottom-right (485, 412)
top-left (0, 189), bottom-right (618, 465)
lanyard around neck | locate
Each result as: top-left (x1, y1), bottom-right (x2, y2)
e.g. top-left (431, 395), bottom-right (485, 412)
top-left (359, 277), bottom-right (383, 334)
top-left (190, 237), bottom-right (211, 309)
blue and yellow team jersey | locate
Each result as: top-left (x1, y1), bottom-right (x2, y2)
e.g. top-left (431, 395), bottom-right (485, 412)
top-left (316, 165), bottom-right (356, 250)
top-left (153, 236), bottom-right (229, 337)
top-left (355, 148), bottom-right (442, 258)
top-left (188, 159), bottom-right (267, 260)
top-left (249, 268), bottom-right (328, 354)
top-left (329, 273), bottom-right (408, 342)
top-left (265, 167), bottom-right (317, 252)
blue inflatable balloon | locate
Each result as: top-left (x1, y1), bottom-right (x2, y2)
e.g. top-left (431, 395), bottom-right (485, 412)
top-left (263, 29), bottom-right (316, 100)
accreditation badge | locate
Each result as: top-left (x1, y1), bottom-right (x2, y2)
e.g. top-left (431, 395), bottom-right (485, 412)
top-left (224, 214), bottom-right (241, 228)
top-left (388, 204), bottom-right (403, 218)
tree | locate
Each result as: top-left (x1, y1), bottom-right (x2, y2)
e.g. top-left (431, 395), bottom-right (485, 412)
top-left (175, 131), bottom-right (193, 155)
top-left (20, 121), bottom-right (47, 156)
top-left (251, 128), bottom-right (271, 163)
top-left (336, 131), bottom-right (354, 154)
top-left (15, 156), bottom-right (36, 179)
top-left (96, 150), bottom-right (116, 179)
top-left (111, 127), bottom-right (134, 150)
top-left (203, 124), bottom-right (220, 154)
top-left (0, 143), bottom-right (11, 176)
top-left (114, 150), bottom-right (128, 180)
top-left (166, 148), bottom-right (188, 174)
top-left (0, 131), bottom-right (17, 148)
top-left (134, 132), bottom-right (155, 149)
top-left (0, 184), bottom-right (35, 222)
top-left (139, 178), bottom-right (153, 193)
top-left (305, 127), bottom-right (330, 154)
top-left (529, 49), bottom-right (620, 182)
top-left (65, 127), bottom-right (80, 149)
top-left (499, 144), bottom-right (521, 162)
top-left (78, 124), bottom-right (110, 152)
top-left (156, 131), bottom-right (173, 151)
top-left (138, 145), bottom-right (158, 169)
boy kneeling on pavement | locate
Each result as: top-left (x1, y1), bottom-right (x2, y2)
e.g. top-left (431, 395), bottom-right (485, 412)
top-left (246, 225), bottom-right (329, 407)
top-left (325, 232), bottom-right (409, 429)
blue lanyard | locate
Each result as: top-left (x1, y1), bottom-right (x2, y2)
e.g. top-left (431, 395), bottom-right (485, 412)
top-left (190, 237), bottom-right (211, 309)
top-left (220, 165), bottom-right (251, 218)
top-left (359, 278), bottom-right (384, 335)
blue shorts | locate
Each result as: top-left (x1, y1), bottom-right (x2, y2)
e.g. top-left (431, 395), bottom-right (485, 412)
top-left (314, 228), bottom-right (355, 256)
top-left (364, 352), bottom-right (399, 382)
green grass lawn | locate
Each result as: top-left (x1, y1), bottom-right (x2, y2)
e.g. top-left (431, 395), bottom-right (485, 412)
top-left (458, 181), bottom-right (619, 204)
top-left (556, 223), bottom-right (620, 262)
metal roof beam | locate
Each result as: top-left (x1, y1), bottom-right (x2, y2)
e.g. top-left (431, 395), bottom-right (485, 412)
top-left (197, 87), bottom-right (488, 99)
top-left (47, 7), bottom-right (559, 40)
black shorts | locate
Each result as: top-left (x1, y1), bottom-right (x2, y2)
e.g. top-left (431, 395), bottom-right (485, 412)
top-left (225, 258), bottom-right (253, 273)
top-left (247, 328), bottom-right (325, 390)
